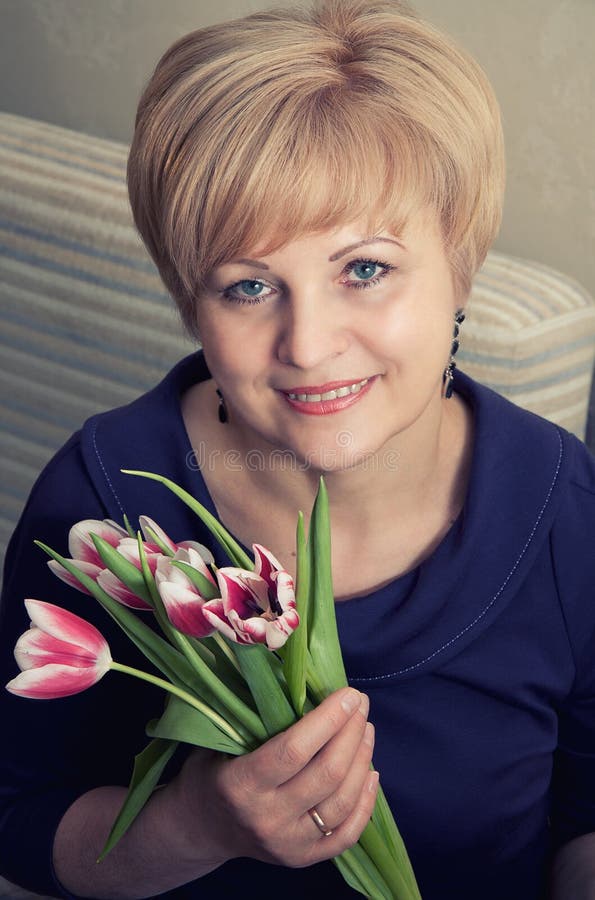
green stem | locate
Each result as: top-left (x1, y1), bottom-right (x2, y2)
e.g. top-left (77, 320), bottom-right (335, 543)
top-left (213, 632), bottom-right (242, 672)
top-left (335, 845), bottom-right (393, 899)
top-left (358, 819), bottom-right (419, 900)
top-left (172, 630), bottom-right (266, 744)
top-left (109, 661), bottom-right (247, 747)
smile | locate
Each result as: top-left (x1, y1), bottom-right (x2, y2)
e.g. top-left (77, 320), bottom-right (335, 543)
top-left (286, 379), bottom-right (369, 402)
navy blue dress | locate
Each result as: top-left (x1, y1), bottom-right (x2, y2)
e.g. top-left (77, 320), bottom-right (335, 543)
top-left (1, 352), bottom-right (595, 899)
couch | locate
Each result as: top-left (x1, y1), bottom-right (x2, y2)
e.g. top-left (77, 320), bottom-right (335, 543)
top-left (2, 108), bottom-right (595, 573)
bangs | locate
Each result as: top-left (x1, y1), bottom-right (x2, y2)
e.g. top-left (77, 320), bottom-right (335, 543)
top-left (165, 83), bottom-right (440, 299)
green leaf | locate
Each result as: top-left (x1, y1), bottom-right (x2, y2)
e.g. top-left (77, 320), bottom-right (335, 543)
top-left (135, 538), bottom-right (268, 746)
top-left (98, 737), bottom-right (178, 860)
top-left (282, 511), bottom-right (309, 715)
top-left (234, 644), bottom-right (296, 737)
top-left (121, 470), bottom-right (253, 569)
top-left (146, 694), bottom-right (249, 755)
top-left (334, 843), bottom-right (393, 899)
top-left (358, 818), bottom-right (421, 899)
top-left (122, 514), bottom-right (136, 539)
top-left (171, 560), bottom-right (220, 600)
top-left (140, 523), bottom-right (175, 558)
top-left (306, 478), bottom-right (348, 695)
top-left (91, 534), bottom-right (153, 607)
top-left (371, 785), bottom-right (422, 898)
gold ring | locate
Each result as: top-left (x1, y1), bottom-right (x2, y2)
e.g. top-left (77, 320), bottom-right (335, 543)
top-left (308, 807), bottom-right (333, 837)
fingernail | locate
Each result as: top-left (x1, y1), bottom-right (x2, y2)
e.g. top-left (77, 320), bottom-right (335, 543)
top-left (341, 689), bottom-right (361, 713)
top-left (364, 722), bottom-right (375, 747)
top-left (368, 771), bottom-right (379, 792)
top-left (359, 693), bottom-right (370, 717)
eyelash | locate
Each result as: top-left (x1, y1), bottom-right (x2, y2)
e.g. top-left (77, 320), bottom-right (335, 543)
top-left (219, 257), bottom-right (396, 306)
top-left (342, 257), bottom-right (396, 290)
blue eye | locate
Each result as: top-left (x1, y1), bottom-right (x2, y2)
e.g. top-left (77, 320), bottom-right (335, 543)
top-left (342, 258), bottom-right (394, 289)
top-left (352, 262), bottom-right (381, 281)
top-left (239, 280), bottom-right (266, 296)
top-left (221, 279), bottom-right (273, 305)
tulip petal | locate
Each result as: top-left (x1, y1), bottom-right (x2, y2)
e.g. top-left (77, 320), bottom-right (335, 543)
top-left (217, 569), bottom-right (269, 617)
top-left (157, 582), bottom-right (215, 638)
top-left (228, 610), bottom-right (267, 645)
top-left (96, 570), bottom-right (153, 610)
top-left (116, 539), bottom-right (162, 574)
top-left (273, 571), bottom-right (297, 612)
top-left (15, 628), bottom-right (102, 671)
top-left (139, 516), bottom-right (177, 554)
top-left (264, 612), bottom-right (300, 650)
top-left (69, 519), bottom-right (127, 566)
top-left (47, 559), bottom-right (103, 595)
top-left (179, 546), bottom-right (217, 584)
top-left (253, 544), bottom-right (284, 588)
top-left (201, 599), bottom-right (244, 643)
top-left (6, 663), bottom-right (108, 699)
top-left (178, 540), bottom-right (215, 568)
top-left (24, 599), bottom-right (108, 658)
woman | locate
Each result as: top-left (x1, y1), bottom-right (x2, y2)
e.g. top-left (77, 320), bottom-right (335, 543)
top-left (1, 1), bottom-right (595, 897)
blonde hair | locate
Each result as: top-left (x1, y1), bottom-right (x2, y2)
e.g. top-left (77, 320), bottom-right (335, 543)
top-left (128, 0), bottom-right (505, 337)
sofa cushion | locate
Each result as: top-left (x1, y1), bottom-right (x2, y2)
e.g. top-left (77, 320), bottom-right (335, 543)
top-left (461, 251), bottom-right (595, 438)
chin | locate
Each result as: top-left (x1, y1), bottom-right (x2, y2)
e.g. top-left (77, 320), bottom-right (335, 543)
top-left (297, 439), bottom-right (399, 476)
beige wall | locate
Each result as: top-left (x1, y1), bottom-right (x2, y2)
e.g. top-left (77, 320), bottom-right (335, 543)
top-left (1, 0), bottom-right (593, 298)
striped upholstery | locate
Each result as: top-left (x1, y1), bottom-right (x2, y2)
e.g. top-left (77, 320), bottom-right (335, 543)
top-left (0, 112), bottom-right (194, 567)
top-left (461, 253), bottom-right (595, 435)
top-left (1, 110), bottom-right (595, 574)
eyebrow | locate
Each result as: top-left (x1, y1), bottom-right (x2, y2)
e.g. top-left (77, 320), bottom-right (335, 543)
top-left (234, 258), bottom-right (270, 270)
top-left (231, 236), bottom-right (406, 271)
top-left (328, 237), bottom-right (406, 261)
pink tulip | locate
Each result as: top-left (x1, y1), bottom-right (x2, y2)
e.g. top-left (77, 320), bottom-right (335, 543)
top-left (94, 567), bottom-right (152, 610)
top-left (48, 519), bottom-right (128, 595)
top-left (68, 518), bottom-right (129, 568)
top-left (47, 516), bottom-right (215, 611)
top-left (6, 600), bottom-right (111, 699)
top-left (253, 543), bottom-right (285, 587)
top-left (138, 516), bottom-right (215, 566)
top-left (155, 549), bottom-right (217, 638)
top-left (202, 564), bottom-right (299, 651)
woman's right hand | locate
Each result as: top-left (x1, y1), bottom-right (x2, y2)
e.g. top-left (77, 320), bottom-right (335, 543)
top-left (170, 687), bottom-right (378, 871)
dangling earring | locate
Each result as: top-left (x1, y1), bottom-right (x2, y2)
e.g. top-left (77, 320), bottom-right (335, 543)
top-left (216, 388), bottom-right (228, 424)
top-left (443, 309), bottom-right (465, 399)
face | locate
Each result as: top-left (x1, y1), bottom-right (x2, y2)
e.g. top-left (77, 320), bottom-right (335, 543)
top-left (196, 212), bottom-right (462, 472)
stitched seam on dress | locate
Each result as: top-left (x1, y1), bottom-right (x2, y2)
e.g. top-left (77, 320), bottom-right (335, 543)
top-left (91, 421), bottom-right (126, 517)
top-left (349, 429), bottom-right (564, 684)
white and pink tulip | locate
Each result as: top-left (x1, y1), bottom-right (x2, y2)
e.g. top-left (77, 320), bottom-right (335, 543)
top-left (202, 554), bottom-right (299, 651)
top-left (47, 518), bottom-right (128, 595)
top-left (6, 600), bottom-right (111, 699)
top-left (155, 548), bottom-right (217, 638)
top-left (47, 516), bottom-right (215, 611)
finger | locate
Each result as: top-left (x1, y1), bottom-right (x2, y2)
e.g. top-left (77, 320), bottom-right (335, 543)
top-left (310, 721), bottom-right (376, 835)
top-left (282, 695), bottom-right (370, 814)
top-left (307, 770), bottom-right (380, 865)
top-left (245, 688), bottom-right (363, 790)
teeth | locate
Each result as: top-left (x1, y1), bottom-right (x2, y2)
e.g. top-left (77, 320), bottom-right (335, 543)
top-left (288, 379), bottom-right (369, 402)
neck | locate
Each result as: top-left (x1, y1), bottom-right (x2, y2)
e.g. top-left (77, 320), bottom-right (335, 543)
top-left (226, 389), bottom-right (471, 534)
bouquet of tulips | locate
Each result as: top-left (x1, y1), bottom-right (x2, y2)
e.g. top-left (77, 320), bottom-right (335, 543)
top-left (6, 471), bottom-right (421, 900)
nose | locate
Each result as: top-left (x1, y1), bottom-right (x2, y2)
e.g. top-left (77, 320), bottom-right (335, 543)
top-left (275, 291), bottom-right (349, 370)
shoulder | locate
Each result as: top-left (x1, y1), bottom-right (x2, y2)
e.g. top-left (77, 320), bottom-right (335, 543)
top-left (76, 351), bottom-right (213, 534)
top-left (461, 376), bottom-right (595, 670)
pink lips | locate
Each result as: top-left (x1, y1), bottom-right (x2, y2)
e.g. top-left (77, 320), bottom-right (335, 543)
top-left (279, 377), bottom-right (376, 416)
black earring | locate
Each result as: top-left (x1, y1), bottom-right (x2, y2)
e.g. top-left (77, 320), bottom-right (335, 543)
top-left (443, 309), bottom-right (465, 399)
top-left (216, 388), bottom-right (228, 424)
